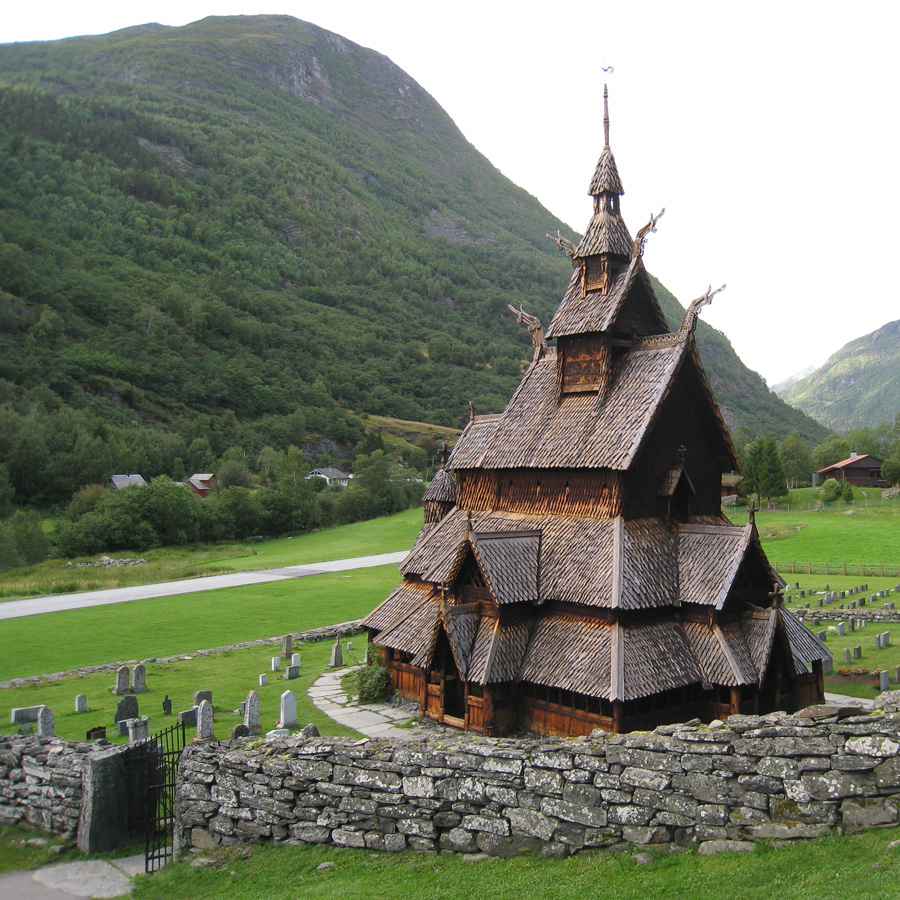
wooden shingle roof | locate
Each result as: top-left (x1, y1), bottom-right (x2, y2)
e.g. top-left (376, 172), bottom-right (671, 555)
top-left (471, 531), bottom-right (541, 605)
top-left (677, 523), bottom-right (751, 609)
top-left (450, 341), bottom-right (688, 472)
top-left (588, 146), bottom-right (624, 196)
top-left (423, 468), bottom-right (456, 503)
top-left (574, 209), bottom-right (632, 258)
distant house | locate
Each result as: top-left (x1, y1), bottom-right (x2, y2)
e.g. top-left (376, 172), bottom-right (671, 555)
top-left (188, 474), bottom-right (218, 498)
top-left (814, 453), bottom-right (887, 488)
top-left (306, 467), bottom-right (351, 488)
top-left (721, 472), bottom-right (743, 501)
top-left (109, 474), bottom-right (146, 490)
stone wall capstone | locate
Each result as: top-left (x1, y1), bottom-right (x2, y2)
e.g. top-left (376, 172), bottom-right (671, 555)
top-left (177, 703), bottom-right (900, 857)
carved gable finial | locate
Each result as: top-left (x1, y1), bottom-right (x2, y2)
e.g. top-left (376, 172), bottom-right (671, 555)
top-left (507, 304), bottom-right (548, 363)
top-left (631, 208), bottom-right (665, 260)
top-left (679, 284), bottom-right (725, 337)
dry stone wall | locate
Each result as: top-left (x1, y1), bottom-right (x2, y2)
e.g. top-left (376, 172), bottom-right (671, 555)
top-left (0, 735), bottom-right (87, 836)
top-left (178, 703), bottom-right (900, 857)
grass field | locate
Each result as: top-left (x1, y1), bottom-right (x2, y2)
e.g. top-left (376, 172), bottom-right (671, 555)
top-left (0, 508), bottom-right (423, 601)
top-left (129, 828), bottom-right (900, 900)
top-left (0, 565), bottom-right (401, 682)
top-left (0, 637), bottom-right (367, 745)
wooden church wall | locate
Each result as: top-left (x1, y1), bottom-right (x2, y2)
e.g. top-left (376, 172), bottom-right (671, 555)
top-left (457, 469), bottom-right (622, 518)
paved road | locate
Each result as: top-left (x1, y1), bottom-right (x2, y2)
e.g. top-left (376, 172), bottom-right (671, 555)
top-left (0, 551), bottom-right (407, 621)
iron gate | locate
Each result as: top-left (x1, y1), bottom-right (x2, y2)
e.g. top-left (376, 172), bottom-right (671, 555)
top-left (124, 720), bottom-right (187, 873)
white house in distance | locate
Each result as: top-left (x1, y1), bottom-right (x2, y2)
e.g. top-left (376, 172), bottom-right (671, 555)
top-left (306, 466), bottom-right (351, 488)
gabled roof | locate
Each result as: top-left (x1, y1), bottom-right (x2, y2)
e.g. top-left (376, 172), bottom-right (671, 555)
top-left (574, 209), bottom-right (632, 258)
top-left (545, 256), bottom-right (669, 340)
top-left (470, 531), bottom-right (541, 605)
top-left (677, 523), bottom-right (753, 610)
top-left (110, 474), bottom-right (146, 489)
top-left (588, 145), bottom-right (624, 196)
top-left (816, 454), bottom-right (882, 473)
top-left (308, 467), bottom-right (350, 479)
top-left (450, 339), bottom-right (689, 471)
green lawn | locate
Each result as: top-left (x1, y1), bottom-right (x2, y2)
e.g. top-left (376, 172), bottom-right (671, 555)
top-left (0, 565), bottom-right (401, 682)
top-left (130, 828), bottom-right (900, 900)
top-left (0, 508), bottom-right (423, 601)
top-left (0, 637), bottom-right (366, 745)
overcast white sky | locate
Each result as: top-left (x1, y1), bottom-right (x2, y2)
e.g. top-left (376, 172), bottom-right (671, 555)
top-left (4, 1), bottom-right (899, 385)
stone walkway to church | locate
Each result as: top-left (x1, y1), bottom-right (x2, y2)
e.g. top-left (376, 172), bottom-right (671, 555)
top-left (308, 666), bottom-right (428, 739)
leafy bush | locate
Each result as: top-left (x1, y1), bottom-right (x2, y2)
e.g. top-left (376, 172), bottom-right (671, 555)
top-left (821, 478), bottom-right (842, 502)
top-left (842, 482), bottom-right (854, 503)
top-left (0, 510), bottom-right (50, 571)
top-left (356, 663), bottom-right (393, 704)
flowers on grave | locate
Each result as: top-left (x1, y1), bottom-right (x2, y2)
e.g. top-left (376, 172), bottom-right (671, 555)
top-left (836, 669), bottom-right (852, 676)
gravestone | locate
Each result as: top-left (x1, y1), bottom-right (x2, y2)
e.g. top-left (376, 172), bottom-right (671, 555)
top-left (277, 690), bottom-right (298, 729)
top-left (258, 673), bottom-right (268, 687)
top-left (850, 600), bottom-right (856, 609)
top-left (823, 655), bottom-right (833, 675)
top-left (114, 695), bottom-right (138, 723)
top-left (886, 602), bottom-right (896, 611)
top-left (117, 720), bottom-right (130, 737)
top-left (162, 695), bottom-right (172, 716)
top-left (11, 706), bottom-right (43, 724)
top-left (883, 632), bottom-right (891, 646)
top-left (346, 641), bottom-right (353, 652)
top-left (75, 694), bottom-right (87, 713)
top-left (231, 724), bottom-right (250, 740)
top-left (881, 670), bottom-right (891, 691)
top-left (284, 665), bottom-right (299, 680)
top-left (112, 666), bottom-right (130, 695)
top-left (837, 622), bottom-right (846, 637)
top-left (854, 646), bottom-right (862, 659)
top-left (244, 690), bottom-right (260, 735)
top-left (329, 639), bottom-right (343, 668)
top-left (894, 665), bottom-right (900, 682)
top-left (876, 635), bottom-right (883, 649)
top-left (86, 726), bottom-right (107, 741)
top-left (291, 653), bottom-right (301, 668)
top-left (193, 690), bottom-right (213, 706)
top-left (132, 664), bottom-right (148, 694)
top-left (860, 598), bottom-right (866, 607)
top-left (177, 707), bottom-right (198, 727)
top-left (850, 620), bottom-right (856, 632)
top-left (813, 617), bottom-right (821, 626)
top-left (817, 631), bottom-right (827, 642)
top-left (281, 634), bottom-right (293, 659)
top-left (842, 648), bottom-right (852, 665)
top-left (817, 598), bottom-right (823, 608)
top-left (36, 706), bottom-right (55, 738)
top-left (127, 716), bottom-right (149, 743)
top-left (271, 657), bottom-right (281, 672)
top-left (195, 699), bottom-right (215, 742)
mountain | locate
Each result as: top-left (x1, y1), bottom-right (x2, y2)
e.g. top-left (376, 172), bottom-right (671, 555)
top-left (770, 365), bottom-right (818, 397)
top-left (778, 319), bottom-right (900, 431)
top-left (0, 15), bottom-right (826, 506)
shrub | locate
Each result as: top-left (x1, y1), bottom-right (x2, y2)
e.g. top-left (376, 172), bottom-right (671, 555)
top-left (356, 663), bottom-right (393, 704)
top-left (842, 482), bottom-right (854, 503)
top-left (821, 478), bottom-right (842, 502)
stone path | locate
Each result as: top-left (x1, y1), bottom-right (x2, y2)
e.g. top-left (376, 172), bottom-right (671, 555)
top-left (308, 667), bottom-right (428, 739)
top-left (0, 854), bottom-right (144, 900)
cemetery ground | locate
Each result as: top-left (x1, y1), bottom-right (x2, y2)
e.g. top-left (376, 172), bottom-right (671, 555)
top-left (0, 508), bottom-right (425, 600)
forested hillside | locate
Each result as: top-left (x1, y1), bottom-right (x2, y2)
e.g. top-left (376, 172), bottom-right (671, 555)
top-left (0, 14), bottom-right (825, 511)
top-left (778, 320), bottom-right (900, 431)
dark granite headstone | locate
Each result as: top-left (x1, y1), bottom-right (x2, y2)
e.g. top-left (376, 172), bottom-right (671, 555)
top-left (178, 706), bottom-right (198, 727)
top-left (114, 694), bottom-right (138, 723)
top-left (231, 723), bottom-right (250, 740)
top-left (162, 695), bottom-right (172, 716)
top-left (86, 726), bottom-right (107, 741)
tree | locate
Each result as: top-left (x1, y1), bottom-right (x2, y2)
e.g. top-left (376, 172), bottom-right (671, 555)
top-left (779, 431), bottom-right (813, 488)
top-left (0, 510), bottom-right (50, 571)
top-left (743, 436), bottom-right (787, 502)
top-left (842, 482), bottom-right (854, 503)
top-left (881, 457), bottom-right (900, 486)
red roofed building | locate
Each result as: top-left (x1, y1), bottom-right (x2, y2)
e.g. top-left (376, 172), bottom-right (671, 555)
top-left (814, 453), bottom-right (887, 488)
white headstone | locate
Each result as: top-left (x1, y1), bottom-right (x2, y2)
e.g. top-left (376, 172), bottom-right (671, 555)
top-left (277, 690), bottom-right (298, 729)
top-left (258, 673), bottom-right (268, 687)
top-left (271, 657), bottom-right (281, 672)
top-left (244, 690), bottom-right (261, 735)
top-left (284, 665), bottom-right (299, 680)
top-left (74, 694), bottom-right (87, 713)
top-left (291, 653), bottom-right (301, 667)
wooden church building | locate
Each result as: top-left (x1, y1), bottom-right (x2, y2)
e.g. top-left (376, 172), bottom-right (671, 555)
top-left (361, 89), bottom-right (829, 736)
